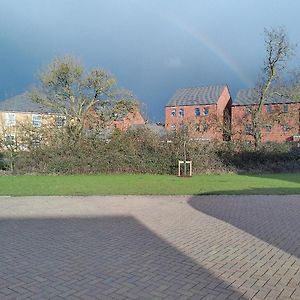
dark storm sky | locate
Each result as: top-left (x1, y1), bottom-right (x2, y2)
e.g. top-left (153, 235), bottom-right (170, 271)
top-left (1, 0), bottom-right (300, 121)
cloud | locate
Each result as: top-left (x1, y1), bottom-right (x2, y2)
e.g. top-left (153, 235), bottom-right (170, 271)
top-left (166, 57), bottom-right (182, 68)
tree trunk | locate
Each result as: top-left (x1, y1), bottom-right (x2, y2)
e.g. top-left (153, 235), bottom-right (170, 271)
top-left (252, 115), bottom-right (262, 149)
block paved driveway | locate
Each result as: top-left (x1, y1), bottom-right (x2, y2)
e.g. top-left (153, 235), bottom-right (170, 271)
top-left (0, 195), bottom-right (299, 299)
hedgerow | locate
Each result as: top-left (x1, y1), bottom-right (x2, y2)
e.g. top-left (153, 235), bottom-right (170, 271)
top-left (2, 127), bottom-right (299, 175)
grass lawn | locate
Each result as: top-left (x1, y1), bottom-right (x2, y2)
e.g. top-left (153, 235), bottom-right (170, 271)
top-left (0, 173), bottom-right (300, 196)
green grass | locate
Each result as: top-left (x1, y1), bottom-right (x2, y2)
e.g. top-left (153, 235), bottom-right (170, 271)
top-left (0, 173), bottom-right (300, 196)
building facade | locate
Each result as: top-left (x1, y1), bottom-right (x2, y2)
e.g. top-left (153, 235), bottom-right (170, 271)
top-left (0, 93), bottom-right (146, 147)
top-left (232, 89), bottom-right (300, 143)
top-left (165, 85), bottom-right (231, 141)
top-left (0, 94), bottom-right (57, 147)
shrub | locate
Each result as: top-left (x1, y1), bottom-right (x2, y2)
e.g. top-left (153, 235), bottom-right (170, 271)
top-left (9, 127), bottom-right (300, 175)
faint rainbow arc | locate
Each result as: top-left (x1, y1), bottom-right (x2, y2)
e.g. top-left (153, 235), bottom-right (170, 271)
top-left (161, 12), bottom-right (253, 86)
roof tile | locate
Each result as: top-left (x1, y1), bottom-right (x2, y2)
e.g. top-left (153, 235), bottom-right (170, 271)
top-left (166, 85), bottom-right (226, 107)
top-left (233, 88), bottom-right (297, 106)
top-left (0, 93), bottom-right (52, 113)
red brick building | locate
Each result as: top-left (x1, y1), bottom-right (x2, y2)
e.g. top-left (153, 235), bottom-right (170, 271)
top-left (165, 85), bottom-right (231, 141)
top-left (0, 93), bottom-right (146, 138)
top-left (113, 109), bottom-right (145, 131)
top-left (232, 89), bottom-right (300, 143)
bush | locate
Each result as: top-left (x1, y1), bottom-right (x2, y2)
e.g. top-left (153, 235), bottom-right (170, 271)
top-left (9, 128), bottom-right (300, 175)
top-left (0, 152), bottom-right (7, 170)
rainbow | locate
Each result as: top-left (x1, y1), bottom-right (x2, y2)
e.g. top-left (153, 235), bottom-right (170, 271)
top-left (161, 11), bottom-right (253, 86)
top-left (128, 0), bottom-right (253, 86)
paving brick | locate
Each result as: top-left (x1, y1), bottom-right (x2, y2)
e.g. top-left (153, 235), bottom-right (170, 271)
top-left (0, 195), bottom-right (299, 299)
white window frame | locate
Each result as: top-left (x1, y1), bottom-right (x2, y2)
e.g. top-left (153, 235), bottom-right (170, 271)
top-left (179, 108), bottom-right (184, 117)
top-left (171, 108), bottom-right (176, 117)
top-left (56, 115), bottom-right (66, 128)
top-left (195, 107), bottom-right (201, 117)
top-left (31, 136), bottom-right (41, 146)
top-left (245, 124), bottom-right (252, 134)
top-left (4, 133), bottom-right (16, 146)
top-left (4, 113), bottom-right (16, 127)
top-left (283, 104), bottom-right (289, 113)
top-left (266, 104), bottom-right (272, 113)
top-left (265, 124), bottom-right (272, 132)
top-left (32, 114), bottom-right (42, 127)
top-left (282, 124), bottom-right (290, 132)
top-left (203, 107), bottom-right (209, 116)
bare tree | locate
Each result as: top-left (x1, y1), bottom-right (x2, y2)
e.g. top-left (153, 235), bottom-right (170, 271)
top-left (30, 56), bottom-right (138, 140)
top-left (251, 28), bottom-right (295, 148)
top-left (287, 69), bottom-right (300, 131)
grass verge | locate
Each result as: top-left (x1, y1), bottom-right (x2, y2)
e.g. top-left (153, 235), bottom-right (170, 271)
top-left (0, 173), bottom-right (300, 196)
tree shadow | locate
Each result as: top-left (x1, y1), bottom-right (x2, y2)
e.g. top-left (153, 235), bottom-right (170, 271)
top-left (188, 195), bottom-right (300, 259)
top-left (216, 146), bottom-right (300, 178)
top-left (0, 216), bottom-right (245, 299)
top-left (239, 173), bottom-right (300, 186)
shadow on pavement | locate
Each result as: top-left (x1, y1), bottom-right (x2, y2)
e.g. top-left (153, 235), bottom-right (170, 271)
top-left (0, 216), bottom-right (245, 299)
top-left (199, 187), bottom-right (300, 195)
top-left (188, 195), bottom-right (300, 258)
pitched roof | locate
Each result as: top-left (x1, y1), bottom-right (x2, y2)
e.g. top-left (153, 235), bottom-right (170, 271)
top-left (0, 93), bottom-right (52, 113)
top-left (166, 85), bottom-right (227, 107)
top-left (233, 88), bottom-right (298, 106)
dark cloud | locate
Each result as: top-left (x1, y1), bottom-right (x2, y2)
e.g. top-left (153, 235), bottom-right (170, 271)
top-left (0, 0), bottom-right (299, 120)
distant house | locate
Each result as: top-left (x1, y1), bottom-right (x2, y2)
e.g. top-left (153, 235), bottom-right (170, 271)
top-left (113, 109), bottom-right (145, 131)
top-left (232, 89), bottom-right (300, 143)
top-left (0, 93), bottom-right (57, 146)
top-left (0, 93), bottom-right (145, 145)
top-left (165, 85), bottom-right (231, 141)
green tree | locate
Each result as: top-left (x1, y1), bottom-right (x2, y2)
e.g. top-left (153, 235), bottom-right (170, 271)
top-left (30, 56), bottom-right (138, 139)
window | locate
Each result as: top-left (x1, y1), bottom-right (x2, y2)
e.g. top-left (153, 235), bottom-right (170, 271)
top-left (265, 124), bottom-right (272, 132)
top-left (170, 124), bottom-right (176, 129)
top-left (282, 124), bottom-right (290, 132)
top-left (56, 116), bottom-right (66, 128)
top-left (283, 104), bottom-right (289, 113)
top-left (195, 123), bottom-right (200, 131)
top-left (203, 107), bottom-right (209, 116)
top-left (32, 115), bottom-right (42, 127)
top-left (179, 108), bottom-right (184, 117)
top-left (266, 104), bottom-right (272, 113)
top-left (195, 108), bottom-right (200, 117)
top-left (244, 107), bottom-right (250, 114)
top-left (4, 113), bottom-right (16, 127)
top-left (171, 108), bottom-right (176, 117)
top-left (31, 136), bottom-right (41, 147)
top-left (203, 123), bottom-right (209, 132)
top-left (245, 124), bottom-right (252, 134)
top-left (5, 134), bottom-right (15, 146)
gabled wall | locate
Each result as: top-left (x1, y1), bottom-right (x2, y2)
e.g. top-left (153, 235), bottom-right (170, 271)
top-left (165, 86), bottom-right (231, 141)
top-left (114, 109), bottom-right (145, 131)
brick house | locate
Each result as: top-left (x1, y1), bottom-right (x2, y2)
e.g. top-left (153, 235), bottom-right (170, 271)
top-left (165, 85), bottom-right (231, 141)
top-left (0, 93), bottom-right (145, 145)
top-left (232, 88), bottom-right (300, 143)
top-left (112, 110), bottom-right (145, 131)
top-left (84, 102), bottom-right (145, 131)
top-left (0, 94), bottom-right (58, 146)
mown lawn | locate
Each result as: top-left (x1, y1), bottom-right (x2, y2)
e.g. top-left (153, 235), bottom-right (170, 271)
top-left (0, 173), bottom-right (300, 196)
